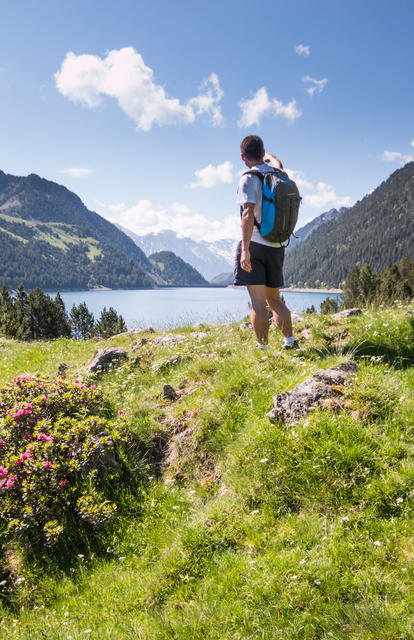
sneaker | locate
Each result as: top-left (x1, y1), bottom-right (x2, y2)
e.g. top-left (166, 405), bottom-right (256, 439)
top-left (256, 343), bottom-right (269, 350)
top-left (283, 339), bottom-right (299, 350)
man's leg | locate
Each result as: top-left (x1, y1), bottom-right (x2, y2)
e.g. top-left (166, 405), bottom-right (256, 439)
top-left (247, 285), bottom-right (269, 345)
top-left (265, 287), bottom-right (293, 338)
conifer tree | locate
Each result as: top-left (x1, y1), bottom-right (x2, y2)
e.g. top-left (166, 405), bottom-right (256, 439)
top-left (14, 284), bottom-right (32, 340)
top-left (94, 307), bottom-right (127, 338)
top-left (53, 292), bottom-right (71, 338)
top-left (70, 302), bottom-right (95, 339)
top-left (0, 285), bottom-right (16, 337)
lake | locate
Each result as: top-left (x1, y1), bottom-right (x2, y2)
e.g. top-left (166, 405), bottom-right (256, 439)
top-left (52, 288), bottom-right (342, 330)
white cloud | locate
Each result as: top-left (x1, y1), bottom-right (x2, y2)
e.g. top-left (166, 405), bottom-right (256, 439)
top-left (411, 140), bottom-right (414, 148)
top-left (59, 167), bottom-right (94, 178)
top-left (286, 169), bottom-right (351, 210)
top-left (55, 47), bottom-right (224, 131)
top-left (302, 75), bottom-right (328, 97)
top-left (190, 161), bottom-right (233, 188)
top-left (238, 87), bottom-right (302, 127)
top-left (304, 182), bottom-right (351, 209)
top-left (382, 150), bottom-right (414, 164)
top-left (295, 44), bottom-right (310, 56)
top-left (100, 200), bottom-right (240, 242)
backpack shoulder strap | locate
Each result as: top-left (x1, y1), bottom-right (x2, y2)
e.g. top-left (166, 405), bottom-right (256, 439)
top-left (243, 169), bottom-right (264, 183)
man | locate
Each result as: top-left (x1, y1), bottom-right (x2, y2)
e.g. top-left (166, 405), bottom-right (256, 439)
top-left (234, 135), bottom-right (298, 350)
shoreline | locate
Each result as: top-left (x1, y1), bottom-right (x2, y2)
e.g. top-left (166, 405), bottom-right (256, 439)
top-left (281, 287), bottom-right (343, 294)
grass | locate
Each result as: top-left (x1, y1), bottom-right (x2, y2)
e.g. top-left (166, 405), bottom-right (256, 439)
top-left (0, 305), bottom-right (413, 639)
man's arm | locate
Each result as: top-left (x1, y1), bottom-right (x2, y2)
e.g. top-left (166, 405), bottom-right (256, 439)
top-left (240, 202), bottom-right (255, 272)
top-left (264, 152), bottom-right (283, 170)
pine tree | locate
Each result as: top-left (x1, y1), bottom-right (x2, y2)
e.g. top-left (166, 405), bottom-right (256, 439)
top-left (342, 266), bottom-right (362, 308)
top-left (53, 292), bottom-right (71, 337)
top-left (94, 307), bottom-right (127, 338)
top-left (14, 284), bottom-right (31, 340)
top-left (70, 302), bottom-right (95, 339)
top-left (0, 285), bottom-right (15, 337)
top-left (28, 288), bottom-right (62, 339)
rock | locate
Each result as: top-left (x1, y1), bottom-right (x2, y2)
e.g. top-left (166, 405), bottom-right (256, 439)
top-left (154, 334), bottom-right (188, 346)
top-left (190, 332), bottom-right (209, 340)
top-left (130, 337), bottom-right (149, 352)
top-left (112, 327), bottom-right (155, 338)
top-left (332, 308), bottom-right (362, 320)
top-left (240, 322), bottom-right (252, 331)
top-left (163, 384), bottom-right (177, 401)
top-left (298, 328), bottom-right (312, 340)
top-left (86, 347), bottom-right (128, 372)
top-left (57, 363), bottom-right (70, 375)
top-left (267, 360), bottom-right (357, 425)
top-left (192, 322), bottom-right (207, 329)
top-left (291, 313), bottom-right (305, 325)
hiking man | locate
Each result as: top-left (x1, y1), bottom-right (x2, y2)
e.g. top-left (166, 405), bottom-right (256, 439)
top-left (234, 135), bottom-right (298, 350)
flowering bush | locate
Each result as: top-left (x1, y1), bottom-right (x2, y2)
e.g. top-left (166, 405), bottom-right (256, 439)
top-left (0, 375), bottom-right (127, 547)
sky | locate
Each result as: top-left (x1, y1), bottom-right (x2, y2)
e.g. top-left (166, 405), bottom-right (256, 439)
top-left (0, 0), bottom-right (413, 242)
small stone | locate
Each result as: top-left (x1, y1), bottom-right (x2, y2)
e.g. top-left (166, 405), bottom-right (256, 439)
top-left (291, 313), bottom-right (305, 325)
top-left (57, 363), bottom-right (70, 375)
top-left (240, 322), bottom-right (252, 331)
top-left (130, 337), bottom-right (149, 352)
top-left (332, 308), bottom-right (362, 320)
top-left (190, 332), bottom-right (209, 340)
top-left (86, 348), bottom-right (127, 372)
top-left (163, 384), bottom-right (177, 401)
top-left (154, 334), bottom-right (187, 346)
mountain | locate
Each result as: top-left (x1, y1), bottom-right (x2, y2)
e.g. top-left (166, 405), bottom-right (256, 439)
top-left (149, 251), bottom-right (209, 286)
top-left (283, 162), bottom-right (414, 287)
top-left (287, 207), bottom-right (348, 251)
top-left (209, 272), bottom-right (233, 286)
top-left (118, 227), bottom-right (237, 281)
top-left (0, 170), bottom-right (157, 290)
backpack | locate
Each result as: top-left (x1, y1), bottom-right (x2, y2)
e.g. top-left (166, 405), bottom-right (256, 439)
top-left (244, 168), bottom-right (301, 245)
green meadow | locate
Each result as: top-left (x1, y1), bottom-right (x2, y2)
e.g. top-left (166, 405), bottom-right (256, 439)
top-left (0, 305), bottom-right (413, 639)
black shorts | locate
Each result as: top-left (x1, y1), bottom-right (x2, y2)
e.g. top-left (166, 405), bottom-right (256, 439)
top-left (233, 241), bottom-right (285, 288)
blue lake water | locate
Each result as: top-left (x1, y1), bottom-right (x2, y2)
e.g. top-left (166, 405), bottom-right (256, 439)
top-left (52, 288), bottom-right (342, 330)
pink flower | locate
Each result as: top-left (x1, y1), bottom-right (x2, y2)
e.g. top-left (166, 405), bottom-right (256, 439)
top-left (90, 385), bottom-right (97, 390)
top-left (17, 458), bottom-right (23, 466)
top-left (6, 475), bottom-right (17, 488)
top-left (42, 395), bottom-right (47, 402)
top-left (44, 461), bottom-right (52, 468)
top-left (25, 403), bottom-right (32, 410)
top-left (117, 409), bottom-right (125, 415)
top-left (23, 433), bottom-right (32, 439)
top-left (59, 479), bottom-right (68, 486)
top-left (80, 384), bottom-right (87, 389)
top-left (55, 388), bottom-right (61, 392)
top-left (0, 442), bottom-right (5, 448)
top-left (37, 433), bottom-right (53, 442)
top-left (0, 466), bottom-right (8, 478)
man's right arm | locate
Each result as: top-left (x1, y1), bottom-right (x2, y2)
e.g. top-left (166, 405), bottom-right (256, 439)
top-left (240, 203), bottom-right (255, 272)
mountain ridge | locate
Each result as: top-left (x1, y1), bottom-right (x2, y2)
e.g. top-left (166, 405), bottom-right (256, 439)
top-left (284, 162), bottom-right (414, 287)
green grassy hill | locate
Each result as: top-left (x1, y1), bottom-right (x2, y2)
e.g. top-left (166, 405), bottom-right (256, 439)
top-left (0, 306), bottom-right (413, 639)
top-left (0, 170), bottom-right (156, 290)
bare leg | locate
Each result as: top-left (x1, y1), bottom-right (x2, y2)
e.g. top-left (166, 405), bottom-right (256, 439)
top-left (265, 287), bottom-right (293, 338)
top-left (247, 285), bottom-right (269, 344)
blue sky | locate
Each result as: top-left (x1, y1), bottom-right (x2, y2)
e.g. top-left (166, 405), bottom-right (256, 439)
top-left (1, 0), bottom-right (413, 241)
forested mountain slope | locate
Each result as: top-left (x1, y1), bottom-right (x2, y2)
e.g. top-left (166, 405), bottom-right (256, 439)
top-left (149, 251), bottom-right (209, 286)
top-left (284, 162), bottom-right (414, 287)
top-left (0, 170), bottom-right (156, 290)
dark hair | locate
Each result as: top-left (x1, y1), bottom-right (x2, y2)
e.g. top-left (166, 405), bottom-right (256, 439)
top-left (240, 135), bottom-right (265, 161)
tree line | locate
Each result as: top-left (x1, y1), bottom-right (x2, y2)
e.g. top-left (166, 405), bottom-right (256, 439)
top-left (307, 255), bottom-right (414, 314)
top-left (0, 284), bottom-right (127, 340)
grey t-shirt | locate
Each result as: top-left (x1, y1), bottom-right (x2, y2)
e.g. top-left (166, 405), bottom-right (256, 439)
top-left (237, 163), bottom-right (282, 248)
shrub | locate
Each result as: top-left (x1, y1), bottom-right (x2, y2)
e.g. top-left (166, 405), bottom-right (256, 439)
top-left (0, 375), bottom-right (127, 548)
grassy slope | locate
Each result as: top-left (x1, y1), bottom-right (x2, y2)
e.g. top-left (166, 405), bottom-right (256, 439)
top-left (0, 307), bottom-right (413, 639)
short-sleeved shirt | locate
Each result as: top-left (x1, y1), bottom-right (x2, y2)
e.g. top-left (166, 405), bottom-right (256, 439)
top-left (237, 163), bottom-right (282, 248)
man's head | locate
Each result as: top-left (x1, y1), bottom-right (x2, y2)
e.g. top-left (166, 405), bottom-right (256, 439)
top-left (240, 135), bottom-right (265, 166)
